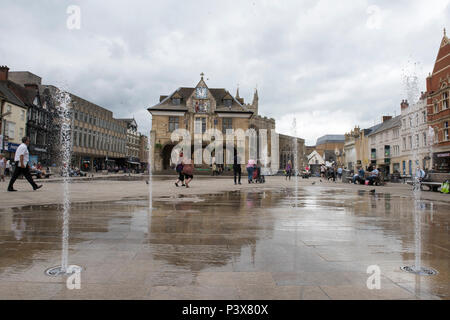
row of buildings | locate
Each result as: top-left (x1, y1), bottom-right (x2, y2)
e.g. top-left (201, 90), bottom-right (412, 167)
top-left (0, 66), bottom-right (149, 171)
top-left (147, 73), bottom-right (306, 172)
top-left (346, 30), bottom-right (449, 176)
top-left (306, 29), bottom-right (449, 176)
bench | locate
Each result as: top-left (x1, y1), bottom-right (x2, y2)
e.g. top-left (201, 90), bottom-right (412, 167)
top-left (407, 172), bottom-right (450, 192)
top-left (30, 170), bottom-right (52, 179)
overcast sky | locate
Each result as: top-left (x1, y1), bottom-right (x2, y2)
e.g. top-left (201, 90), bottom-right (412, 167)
top-left (1, 0), bottom-right (449, 145)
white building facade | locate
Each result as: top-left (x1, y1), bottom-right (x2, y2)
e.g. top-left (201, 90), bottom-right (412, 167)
top-left (399, 98), bottom-right (433, 174)
top-left (367, 116), bottom-right (402, 176)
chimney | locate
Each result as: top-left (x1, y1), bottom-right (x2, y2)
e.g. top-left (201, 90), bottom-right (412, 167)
top-left (400, 99), bottom-right (409, 110)
top-left (382, 115), bottom-right (392, 122)
top-left (0, 66), bottom-right (9, 81)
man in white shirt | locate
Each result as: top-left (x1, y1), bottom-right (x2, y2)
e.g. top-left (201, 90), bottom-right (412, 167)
top-left (7, 136), bottom-right (42, 191)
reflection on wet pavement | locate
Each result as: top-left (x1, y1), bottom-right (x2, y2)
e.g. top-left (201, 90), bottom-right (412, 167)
top-left (0, 187), bottom-right (448, 299)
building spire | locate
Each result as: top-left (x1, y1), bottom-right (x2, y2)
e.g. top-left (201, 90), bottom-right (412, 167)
top-left (251, 85), bottom-right (259, 114)
top-left (441, 27), bottom-right (449, 47)
top-left (200, 72), bottom-right (204, 80)
top-left (252, 86), bottom-right (258, 103)
top-left (236, 84), bottom-right (240, 99)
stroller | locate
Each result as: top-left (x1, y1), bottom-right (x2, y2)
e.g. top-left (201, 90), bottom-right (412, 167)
top-left (253, 166), bottom-right (265, 183)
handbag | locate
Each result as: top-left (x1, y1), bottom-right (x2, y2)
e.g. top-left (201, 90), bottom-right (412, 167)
top-left (182, 164), bottom-right (193, 175)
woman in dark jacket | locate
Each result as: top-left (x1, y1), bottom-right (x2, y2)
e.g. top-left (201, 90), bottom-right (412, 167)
top-left (175, 152), bottom-right (185, 187)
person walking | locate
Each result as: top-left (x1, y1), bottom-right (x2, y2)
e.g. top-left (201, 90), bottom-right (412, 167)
top-left (233, 154), bottom-right (242, 185)
top-left (5, 159), bottom-right (11, 177)
top-left (320, 164), bottom-right (326, 179)
top-left (337, 166), bottom-right (343, 181)
top-left (175, 151), bottom-right (185, 187)
top-left (0, 154), bottom-right (6, 182)
top-left (332, 163), bottom-right (337, 182)
top-left (7, 137), bottom-right (42, 192)
top-left (285, 160), bottom-right (292, 180)
top-left (182, 157), bottom-right (194, 188)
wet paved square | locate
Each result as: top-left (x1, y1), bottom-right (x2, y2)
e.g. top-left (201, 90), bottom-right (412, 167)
top-left (0, 183), bottom-right (448, 300)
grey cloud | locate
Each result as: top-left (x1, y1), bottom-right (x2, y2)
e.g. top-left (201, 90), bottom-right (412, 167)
top-left (1, 0), bottom-right (449, 145)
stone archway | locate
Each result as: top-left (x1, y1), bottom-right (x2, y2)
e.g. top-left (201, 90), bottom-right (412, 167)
top-left (161, 144), bottom-right (175, 170)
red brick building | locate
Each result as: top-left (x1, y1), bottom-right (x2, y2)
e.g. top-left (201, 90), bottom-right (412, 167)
top-left (426, 29), bottom-right (450, 172)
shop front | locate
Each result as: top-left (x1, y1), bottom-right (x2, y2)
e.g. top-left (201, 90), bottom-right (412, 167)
top-left (432, 152), bottom-right (450, 172)
top-left (29, 146), bottom-right (49, 166)
top-left (127, 157), bottom-right (141, 173)
top-left (2, 142), bottom-right (20, 162)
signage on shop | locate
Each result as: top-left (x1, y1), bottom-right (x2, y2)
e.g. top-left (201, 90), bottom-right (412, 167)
top-left (7, 142), bottom-right (20, 152)
top-left (436, 153), bottom-right (450, 158)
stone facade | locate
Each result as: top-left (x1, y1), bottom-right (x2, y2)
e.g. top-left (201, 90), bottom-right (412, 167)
top-left (0, 66), bottom-right (29, 158)
top-left (119, 118), bottom-right (141, 168)
top-left (367, 116), bottom-right (401, 176)
top-left (279, 133), bottom-right (305, 172)
top-left (139, 134), bottom-right (149, 166)
top-left (398, 98), bottom-right (431, 174)
top-left (147, 74), bottom-right (305, 173)
top-left (315, 135), bottom-right (345, 165)
top-left (343, 126), bottom-right (378, 170)
top-left (57, 87), bottom-right (128, 171)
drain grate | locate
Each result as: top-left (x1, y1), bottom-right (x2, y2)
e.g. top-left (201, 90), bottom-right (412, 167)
top-left (45, 265), bottom-right (83, 276)
top-left (400, 266), bottom-right (438, 276)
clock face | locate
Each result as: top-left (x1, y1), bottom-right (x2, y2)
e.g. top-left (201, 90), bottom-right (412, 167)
top-left (196, 87), bottom-right (207, 99)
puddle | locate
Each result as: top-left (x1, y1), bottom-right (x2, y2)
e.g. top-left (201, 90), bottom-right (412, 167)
top-left (0, 188), bottom-right (448, 299)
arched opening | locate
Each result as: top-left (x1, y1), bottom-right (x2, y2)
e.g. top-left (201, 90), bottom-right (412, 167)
top-left (161, 144), bottom-right (175, 170)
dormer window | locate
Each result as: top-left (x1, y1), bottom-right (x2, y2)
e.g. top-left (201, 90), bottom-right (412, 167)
top-left (172, 98), bottom-right (181, 105)
top-left (224, 99), bottom-right (232, 107)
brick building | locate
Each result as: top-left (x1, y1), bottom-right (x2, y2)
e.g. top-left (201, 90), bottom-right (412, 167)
top-left (426, 29), bottom-right (450, 172)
